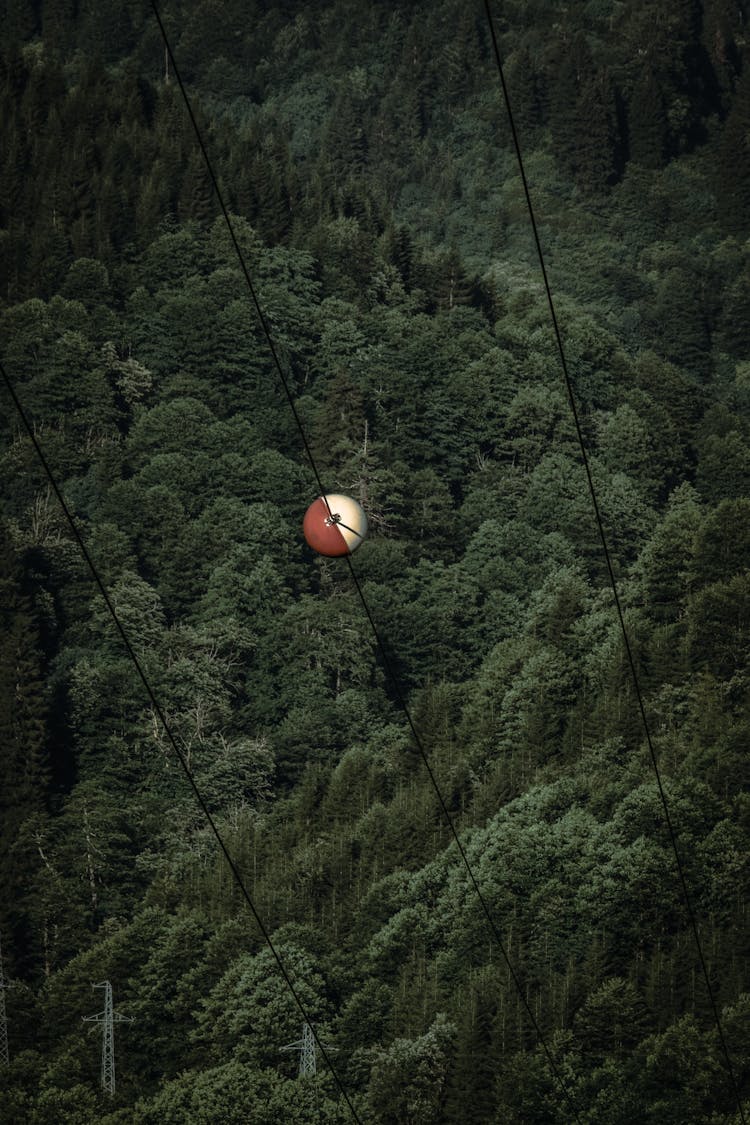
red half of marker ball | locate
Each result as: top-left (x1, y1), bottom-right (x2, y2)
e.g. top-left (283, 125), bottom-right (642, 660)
top-left (302, 494), bottom-right (369, 557)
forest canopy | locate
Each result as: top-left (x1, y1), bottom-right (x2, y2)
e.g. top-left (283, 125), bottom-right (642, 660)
top-left (2, 0), bottom-right (750, 1121)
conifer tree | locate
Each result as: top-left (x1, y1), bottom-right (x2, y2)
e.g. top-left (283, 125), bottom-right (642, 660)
top-left (575, 71), bottom-right (622, 194)
top-left (628, 69), bottom-right (668, 168)
top-left (549, 31), bottom-right (592, 178)
top-left (2, 0), bottom-right (38, 45)
top-left (506, 46), bottom-right (545, 135)
top-left (443, 971), bottom-right (500, 1123)
top-left (716, 70), bottom-right (750, 236)
top-left (0, 534), bottom-right (50, 972)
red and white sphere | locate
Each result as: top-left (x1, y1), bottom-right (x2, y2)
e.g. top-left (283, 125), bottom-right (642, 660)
top-left (302, 494), bottom-right (368, 557)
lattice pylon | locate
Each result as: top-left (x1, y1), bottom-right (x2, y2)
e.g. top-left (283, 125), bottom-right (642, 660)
top-left (83, 982), bottom-right (133, 1096)
top-left (281, 1022), bottom-right (333, 1078)
top-left (298, 1022), bottom-right (317, 1077)
top-left (283, 1021), bottom-right (339, 1080)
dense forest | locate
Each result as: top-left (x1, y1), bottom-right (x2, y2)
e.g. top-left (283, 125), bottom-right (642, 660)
top-left (2, 0), bottom-right (750, 1120)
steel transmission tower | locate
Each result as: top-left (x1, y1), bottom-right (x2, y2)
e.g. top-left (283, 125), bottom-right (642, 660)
top-left (281, 1022), bottom-right (319, 1077)
top-left (83, 982), bottom-right (133, 1096)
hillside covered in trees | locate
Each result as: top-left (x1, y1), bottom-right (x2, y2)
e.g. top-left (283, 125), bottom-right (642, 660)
top-left (2, 0), bottom-right (750, 1120)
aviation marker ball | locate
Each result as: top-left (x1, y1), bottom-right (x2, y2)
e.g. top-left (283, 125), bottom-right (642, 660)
top-left (303, 494), bottom-right (368, 557)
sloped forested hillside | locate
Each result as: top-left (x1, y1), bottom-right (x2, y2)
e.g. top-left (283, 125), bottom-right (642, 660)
top-left (2, 1), bottom-right (750, 1121)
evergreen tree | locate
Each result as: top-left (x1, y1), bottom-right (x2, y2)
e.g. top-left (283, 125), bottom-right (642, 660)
top-left (0, 535), bottom-right (50, 973)
top-left (41, 0), bottom-right (75, 55)
top-left (506, 46), bottom-right (545, 135)
top-left (716, 70), bottom-right (750, 236)
top-left (178, 149), bottom-right (216, 227)
top-left (575, 70), bottom-right (622, 194)
top-left (702, 0), bottom-right (744, 105)
top-left (651, 267), bottom-right (712, 376)
top-left (628, 69), bottom-right (668, 168)
top-left (2, 0), bottom-right (38, 44)
top-left (443, 970), bottom-right (500, 1123)
top-left (549, 40), bottom-right (587, 179)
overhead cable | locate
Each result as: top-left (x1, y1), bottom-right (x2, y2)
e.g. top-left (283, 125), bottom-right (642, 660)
top-left (146, 1), bottom-right (585, 1117)
top-left (0, 356), bottom-right (363, 1121)
top-left (481, 3), bottom-right (746, 1120)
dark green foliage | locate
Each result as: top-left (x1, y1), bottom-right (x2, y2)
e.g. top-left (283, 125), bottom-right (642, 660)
top-left (628, 69), bottom-right (669, 169)
top-left (575, 70), bottom-right (622, 194)
top-left (506, 45), bottom-right (545, 136)
top-left (0, 535), bottom-right (50, 973)
top-left (717, 70), bottom-right (750, 236)
top-left (1, 1), bottom-right (750, 1121)
top-left (443, 969), bottom-right (500, 1122)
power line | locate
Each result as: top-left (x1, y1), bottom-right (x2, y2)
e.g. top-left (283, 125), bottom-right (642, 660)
top-left (143, 7), bottom-right (361, 1117)
top-left (481, 3), bottom-right (746, 1121)
top-left (0, 357), bottom-right (363, 1125)
top-left (147, 0), bottom-right (332, 521)
top-left (344, 555), bottom-right (583, 1119)
top-left (145, 3), bottom-right (583, 1118)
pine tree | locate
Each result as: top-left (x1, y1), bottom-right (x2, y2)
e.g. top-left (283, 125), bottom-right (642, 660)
top-left (715, 264), bottom-right (750, 357)
top-left (652, 268), bottom-right (712, 376)
top-left (506, 46), bottom-right (545, 136)
top-left (41, 0), bottom-right (75, 55)
top-left (252, 146), bottom-right (291, 243)
top-left (702, 0), bottom-right (743, 105)
top-left (178, 148), bottom-right (215, 226)
top-left (549, 31), bottom-right (592, 179)
top-left (443, 971), bottom-right (500, 1122)
top-left (716, 70), bottom-right (750, 236)
top-left (325, 87), bottom-right (369, 184)
top-left (2, 0), bottom-right (38, 45)
top-left (0, 534), bottom-right (50, 972)
top-left (628, 69), bottom-right (668, 168)
top-left (575, 71), bottom-right (622, 194)
top-left (425, 245), bottom-right (475, 313)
